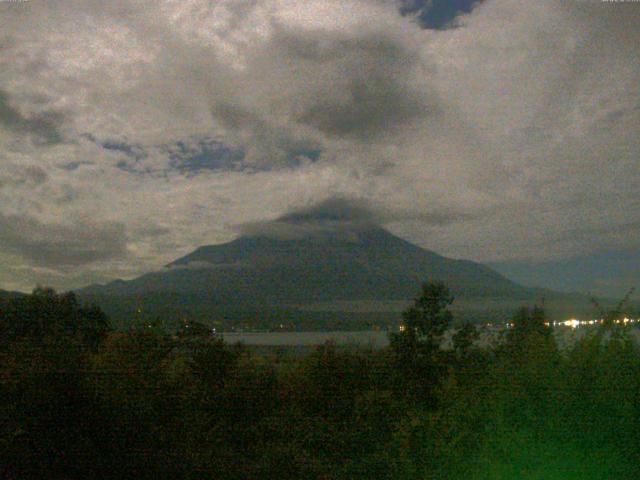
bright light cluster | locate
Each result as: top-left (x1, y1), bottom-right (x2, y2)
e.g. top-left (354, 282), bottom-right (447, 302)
top-left (482, 318), bottom-right (639, 330)
top-left (553, 318), bottom-right (637, 329)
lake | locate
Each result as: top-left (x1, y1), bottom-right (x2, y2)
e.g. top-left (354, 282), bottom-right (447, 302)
top-left (221, 330), bottom-right (390, 348)
top-left (221, 326), bottom-right (640, 349)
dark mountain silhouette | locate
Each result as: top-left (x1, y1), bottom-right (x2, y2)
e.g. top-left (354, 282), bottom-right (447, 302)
top-left (77, 199), bottom-right (597, 328)
top-left (77, 223), bottom-right (584, 326)
top-left (489, 250), bottom-right (640, 301)
top-left (0, 289), bottom-right (26, 300)
top-left (81, 224), bottom-right (532, 300)
top-left (163, 225), bottom-right (528, 302)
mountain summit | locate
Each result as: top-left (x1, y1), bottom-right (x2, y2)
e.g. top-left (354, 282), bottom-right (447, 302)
top-left (78, 200), bottom-right (591, 328)
top-left (78, 222), bottom-right (553, 326)
top-left (163, 224), bottom-right (524, 302)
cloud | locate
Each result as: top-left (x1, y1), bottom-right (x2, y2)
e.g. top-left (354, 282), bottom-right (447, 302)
top-left (237, 197), bottom-right (374, 240)
top-left (0, 0), bottom-right (638, 290)
top-left (238, 196), bottom-right (475, 240)
top-left (0, 164), bottom-right (48, 189)
top-left (280, 197), bottom-right (377, 223)
top-left (269, 28), bottom-right (429, 139)
top-left (166, 260), bottom-right (222, 271)
top-left (0, 213), bottom-right (128, 267)
top-left (0, 90), bottom-right (65, 145)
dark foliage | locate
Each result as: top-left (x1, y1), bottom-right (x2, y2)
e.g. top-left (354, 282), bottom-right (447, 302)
top-left (0, 287), bottom-right (110, 349)
top-left (1, 286), bottom-right (639, 478)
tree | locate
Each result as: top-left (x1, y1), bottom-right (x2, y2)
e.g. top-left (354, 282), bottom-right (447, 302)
top-left (507, 305), bottom-right (550, 345)
top-left (390, 281), bottom-right (454, 402)
top-left (590, 287), bottom-right (635, 330)
top-left (452, 321), bottom-right (479, 358)
top-left (0, 287), bottom-right (110, 349)
top-left (177, 320), bottom-right (213, 338)
top-left (399, 280), bottom-right (454, 350)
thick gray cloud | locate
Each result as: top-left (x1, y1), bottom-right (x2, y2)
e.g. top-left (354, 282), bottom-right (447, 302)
top-left (0, 0), bottom-right (638, 293)
top-left (238, 197), bottom-right (378, 239)
top-left (239, 196), bottom-right (477, 240)
top-left (271, 29), bottom-right (429, 138)
top-left (0, 213), bottom-right (127, 267)
top-left (0, 90), bottom-right (64, 145)
top-left (0, 164), bottom-right (48, 189)
top-left (280, 197), bottom-right (377, 224)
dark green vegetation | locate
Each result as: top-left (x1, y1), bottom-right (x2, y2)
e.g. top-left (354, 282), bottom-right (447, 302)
top-left (78, 225), bottom-right (600, 330)
top-left (0, 289), bottom-right (25, 300)
top-left (2, 283), bottom-right (639, 479)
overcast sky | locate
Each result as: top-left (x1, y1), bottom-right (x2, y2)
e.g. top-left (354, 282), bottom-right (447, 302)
top-left (0, 0), bottom-right (638, 292)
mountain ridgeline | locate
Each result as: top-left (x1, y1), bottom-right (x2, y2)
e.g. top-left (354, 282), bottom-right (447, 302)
top-left (0, 289), bottom-right (26, 300)
top-left (77, 221), bottom-right (594, 330)
top-left (164, 226), bottom-right (526, 302)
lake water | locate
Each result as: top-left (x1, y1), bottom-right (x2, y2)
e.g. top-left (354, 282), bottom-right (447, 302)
top-left (222, 330), bottom-right (390, 348)
top-left (221, 326), bottom-right (640, 349)
top-left (222, 328), bottom-right (505, 349)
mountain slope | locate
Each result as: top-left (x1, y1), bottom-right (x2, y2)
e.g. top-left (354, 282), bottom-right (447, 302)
top-left (76, 224), bottom-right (593, 329)
top-left (489, 249), bottom-right (640, 300)
top-left (0, 289), bottom-right (26, 300)
top-left (82, 226), bottom-right (531, 304)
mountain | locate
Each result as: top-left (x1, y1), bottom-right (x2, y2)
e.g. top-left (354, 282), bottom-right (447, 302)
top-left (0, 289), bottom-right (26, 300)
top-left (78, 222), bottom-right (594, 329)
top-left (81, 224), bottom-right (532, 303)
top-left (489, 249), bottom-right (640, 301)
